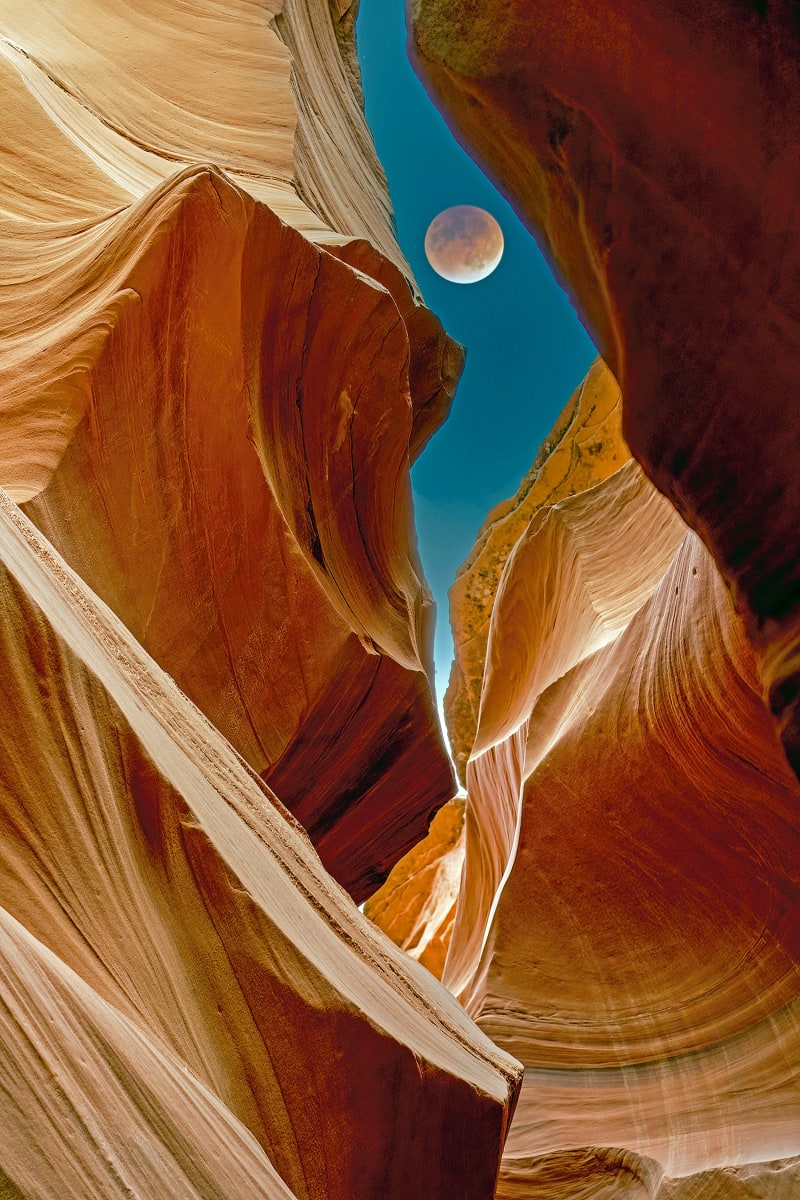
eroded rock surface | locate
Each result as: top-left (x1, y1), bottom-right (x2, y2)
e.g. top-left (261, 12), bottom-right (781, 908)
top-left (0, 0), bottom-right (522, 1193)
top-left (0, 490), bottom-right (519, 1199)
top-left (481, 517), bottom-right (800, 1183)
top-left (445, 450), bottom-right (689, 1002)
top-left (497, 1148), bottom-right (663, 1200)
top-left (410, 0), bottom-right (800, 776)
top-left (0, 0), bottom-right (461, 901)
top-left (445, 357), bottom-right (624, 781)
top-left (364, 795), bottom-right (466, 980)
top-left (402, 11), bottom-right (800, 1191)
top-left (378, 378), bottom-right (800, 1195)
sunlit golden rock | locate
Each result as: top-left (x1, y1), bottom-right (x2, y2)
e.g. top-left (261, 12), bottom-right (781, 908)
top-left (425, 422), bottom-right (800, 1194)
top-left (0, 0), bottom-right (407, 263)
top-left (476, 522), bottom-right (800, 1182)
top-left (445, 358), bottom-right (625, 781)
top-left (364, 796), bottom-right (466, 980)
top-left (444, 456), bottom-right (687, 1001)
top-left (407, 11), bottom-right (800, 1186)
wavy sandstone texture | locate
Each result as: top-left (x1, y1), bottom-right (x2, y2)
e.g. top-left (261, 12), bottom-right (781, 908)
top-left (409, 393), bottom-right (800, 1196)
top-left (363, 796), bottom-right (466, 981)
top-left (369, 360), bottom-right (627, 976)
top-left (445, 357), bottom-right (625, 781)
top-left (410, 0), bottom-right (800, 780)
top-left (404, 7), bottom-right (800, 1194)
top-left (0, 0), bottom-right (522, 1194)
top-left (0, 0), bottom-right (467, 902)
top-left (5, 0), bottom-right (800, 1196)
top-left (373, 365), bottom-right (800, 1196)
top-left (0, 490), bottom-right (518, 1199)
top-left (484, 512), bottom-right (800, 1193)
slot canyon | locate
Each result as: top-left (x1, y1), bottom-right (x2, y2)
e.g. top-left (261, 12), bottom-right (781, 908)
top-left (0, 1), bottom-right (798, 1197)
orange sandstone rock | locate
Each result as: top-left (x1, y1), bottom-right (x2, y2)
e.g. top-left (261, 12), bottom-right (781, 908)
top-left (0, 1), bottom-right (524, 1188)
top-left (404, 12), bottom-right (800, 1179)
top-left (0, 489), bottom-right (520, 1199)
top-left (410, 0), bottom-right (800, 776)
top-left (497, 1152), bottom-right (800, 1200)
top-left (445, 358), bottom-right (625, 780)
top-left (429, 435), bottom-right (800, 1192)
top-left (0, 904), bottom-right (299, 1200)
top-left (476, 528), bottom-right (800, 1176)
top-left (364, 796), bottom-right (466, 980)
top-left (330, 238), bottom-right (465, 460)
top-left (0, 0), bottom-right (460, 899)
top-left (444, 458), bottom-right (687, 1001)
top-left (10, 165), bottom-right (453, 900)
top-left (497, 1148), bottom-right (663, 1200)
top-left (365, 365), bottom-right (634, 981)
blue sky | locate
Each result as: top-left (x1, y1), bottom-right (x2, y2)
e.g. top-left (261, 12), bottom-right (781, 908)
top-left (356, 1), bottom-right (597, 714)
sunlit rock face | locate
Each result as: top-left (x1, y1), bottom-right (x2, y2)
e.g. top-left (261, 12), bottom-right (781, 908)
top-left (445, 357), bottom-right (625, 783)
top-left (476, 511), bottom-right (800, 1182)
top-left (0, 0), bottom-right (522, 1193)
top-left (405, 9), bottom-right (800, 1189)
top-left (379, 376), bottom-right (800, 1194)
top-left (364, 796), bottom-right (466, 981)
top-left (443, 454), bottom-right (693, 1006)
top-left (0, 0), bottom-right (463, 902)
top-left (409, 0), bottom-right (800, 778)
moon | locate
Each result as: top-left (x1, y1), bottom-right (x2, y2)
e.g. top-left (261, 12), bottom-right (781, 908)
top-left (424, 205), bottom-right (504, 283)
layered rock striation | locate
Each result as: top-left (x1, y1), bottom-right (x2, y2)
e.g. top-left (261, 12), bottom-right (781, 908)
top-left (363, 795), bottom-right (467, 981)
top-left (0, 0), bottom-right (466, 901)
top-left (403, 6), bottom-right (800, 1193)
top-left (445, 357), bottom-right (625, 782)
top-left (374, 377), bottom-right (800, 1196)
top-left (410, 0), bottom-right (800, 778)
top-left (5, 0), bottom-right (800, 1195)
top-left (0, 0), bottom-right (521, 1194)
top-left (0, 489), bottom-right (519, 1199)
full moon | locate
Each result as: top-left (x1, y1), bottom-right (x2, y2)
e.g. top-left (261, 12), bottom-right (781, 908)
top-left (424, 205), bottom-right (504, 283)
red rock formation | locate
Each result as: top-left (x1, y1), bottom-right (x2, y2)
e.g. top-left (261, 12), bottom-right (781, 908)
top-left (10, 0), bottom-right (800, 1194)
top-left (387, 404), bottom-right (800, 1193)
top-left (404, 12), bottom-right (800, 1190)
top-left (0, 490), bottom-right (519, 1198)
top-left (0, 2), bottom-right (462, 900)
top-left (0, 0), bottom-right (522, 1191)
top-left (14, 165), bottom-right (455, 899)
top-left (409, 0), bottom-right (800, 777)
top-left (444, 456), bottom-right (688, 1001)
top-left (330, 238), bottom-right (464, 460)
top-left (476, 521), bottom-right (800, 1181)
